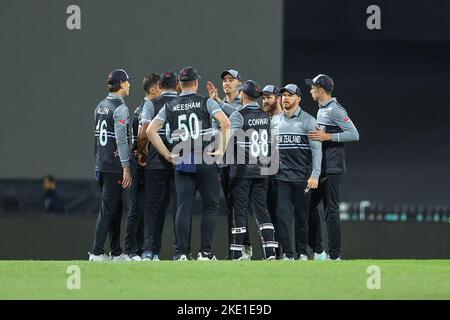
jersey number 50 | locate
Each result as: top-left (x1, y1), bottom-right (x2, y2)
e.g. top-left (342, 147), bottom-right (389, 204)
top-left (178, 113), bottom-right (200, 141)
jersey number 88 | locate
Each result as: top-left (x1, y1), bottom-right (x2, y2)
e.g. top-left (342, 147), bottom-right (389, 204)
top-left (250, 130), bottom-right (269, 157)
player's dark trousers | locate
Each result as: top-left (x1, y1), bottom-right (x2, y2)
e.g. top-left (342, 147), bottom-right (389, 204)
top-left (125, 156), bottom-right (145, 255)
top-left (110, 204), bottom-right (123, 256)
top-left (92, 171), bottom-right (124, 256)
top-left (219, 166), bottom-right (251, 257)
top-left (267, 175), bottom-right (280, 257)
top-left (230, 177), bottom-right (276, 259)
top-left (175, 164), bottom-right (220, 255)
top-left (143, 168), bottom-right (176, 254)
top-left (276, 180), bottom-right (310, 258)
top-left (308, 173), bottom-right (342, 259)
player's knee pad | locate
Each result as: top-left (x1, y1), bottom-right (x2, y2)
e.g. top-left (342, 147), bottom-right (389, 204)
top-left (261, 240), bottom-right (278, 258)
top-left (231, 226), bottom-right (247, 235)
top-left (231, 226), bottom-right (247, 248)
top-left (258, 223), bottom-right (275, 241)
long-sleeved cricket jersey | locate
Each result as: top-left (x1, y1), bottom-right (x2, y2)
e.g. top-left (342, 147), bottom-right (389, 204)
top-left (316, 98), bottom-right (359, 174)
top-left (94, 93), bottom-right (130, 173)
top-left (271, 106), bottom-right (322, 182)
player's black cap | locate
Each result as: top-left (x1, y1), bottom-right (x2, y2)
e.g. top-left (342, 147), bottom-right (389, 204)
top-left (220, 69), bottom-right (241, 80)
top-left (159, 71), bottom-right (177, 87)
top-left (107, 69), bottom-right (134, 85)
top-left (241, 80), bottom-right (262, 99)
top-left (305, 74), bottom-right (334, 92)
top-left (179, 66), bottom-right (201, 82)
top-left (279, 84), bottom-right (301, 96)
top-left (262, 85), bottom-right (279, 96)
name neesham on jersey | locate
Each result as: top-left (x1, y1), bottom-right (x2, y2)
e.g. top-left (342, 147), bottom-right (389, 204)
top-left (172, 101), bottom-right (201, 112)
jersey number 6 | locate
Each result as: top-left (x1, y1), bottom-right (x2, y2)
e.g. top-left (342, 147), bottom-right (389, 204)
top-left (96, 119), bottom-right (108, 146)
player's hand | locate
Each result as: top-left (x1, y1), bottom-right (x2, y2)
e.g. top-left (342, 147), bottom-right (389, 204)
top-left (122, 168), bottom-right (132, 189)
top-left (164, 152), bottom-right (177, 166)
top-left (207, 149), bottom-right (225, 163)
top-left (308, 127), bottom-right (331, 141)
top-left (206, 81), bottom-right (219, 102)
top-left (137, 153), bottom-right (146, 167)
top-left (307, 176), bottom-right (319, 190)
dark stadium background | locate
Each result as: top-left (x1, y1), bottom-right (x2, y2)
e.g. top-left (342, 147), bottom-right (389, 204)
top-left (0, 0), bottom-right (449, 259)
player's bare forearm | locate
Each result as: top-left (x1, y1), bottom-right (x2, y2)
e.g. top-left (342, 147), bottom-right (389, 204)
top-left (212, 112), bottom-right (231, 156)
top-left (147, 120), bottom-right (172, 162)
top-left (137, 123), bottom-right (149, 154)
top-left (218, 126), bottom-right (231, 155)
top-left (215, 112), bottom-right (231, 155)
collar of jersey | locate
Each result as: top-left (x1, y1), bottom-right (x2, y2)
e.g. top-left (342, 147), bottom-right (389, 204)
top-left (180, 91), bottom-right (196, 96)
top-left (242, 103), bottom-right (259, 110)
top-left (107, 93), bottom-right (124, 103)
top-left (162, 91), bottom-right (178, 96)
top-left (283, 105), bottom-right (301, 118)
top-left (319, 97), bottom-right (336, 108)
top-left (223, 95), bottom-right (240, 103)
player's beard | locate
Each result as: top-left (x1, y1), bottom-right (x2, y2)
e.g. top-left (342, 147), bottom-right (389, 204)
top-left (282, 101), bottom-right (295, 111)
top-left (263, 101), bottom-right (277, 114)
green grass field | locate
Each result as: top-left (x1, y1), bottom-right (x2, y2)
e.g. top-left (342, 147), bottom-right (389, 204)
top-left (1, 260), bottom-right (449, 299)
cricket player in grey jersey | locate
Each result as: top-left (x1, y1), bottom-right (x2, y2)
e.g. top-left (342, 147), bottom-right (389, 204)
top-left (138, 71), bottom-right (180, 261)
top-left (206, 69), bottom-right (252, 260)
top-left (271, 84), bottom-right (322, 260)
top-left (90, 69), bottom-right (133, 262)
top-left (228, 80), bottom-right (278, 260)
top-left (306, 74), bottom-right (359, 261)
top-left (148, 66), bottom-right (231, 261)
top-left (124, 73), bottom-right (160, 261)
top-left (261, 84), bottom-right (283, 258)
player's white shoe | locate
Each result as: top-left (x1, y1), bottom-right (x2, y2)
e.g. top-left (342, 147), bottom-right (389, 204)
top-left (197, 252), bottom-right (217, 261)
top-left (314, 251), bottom-right (327, 261)
top-left (242, 245), bottom-right (253, 260)
top-left (110, 253), bottom-right (131, 261)
top-left (282, 254), bottom-right (294, 261)
top-left (88, 252), bottom-right (109, 261)
top-left (176, 254), bottom-right (188, 261)
top-left (266, 256), bottom-right (277, 260)
top-left (152, 254), bottom-right (160, 261)
top-left (298, 254), bottom-right (308, 261)
top-left (129, 254), bottom-right (142, 261)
